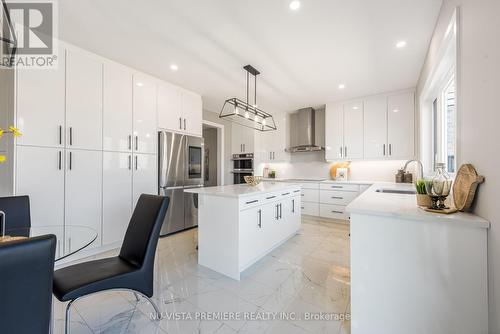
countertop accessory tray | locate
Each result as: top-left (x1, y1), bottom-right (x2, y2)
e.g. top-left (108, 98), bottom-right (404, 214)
top-left (420, 206), bottom-right (458, 214)
top-left (453, 164), bottom-right (485, 211)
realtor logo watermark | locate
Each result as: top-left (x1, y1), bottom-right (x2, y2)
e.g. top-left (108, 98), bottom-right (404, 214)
top-left (1, 0), bottom-right (58, 68)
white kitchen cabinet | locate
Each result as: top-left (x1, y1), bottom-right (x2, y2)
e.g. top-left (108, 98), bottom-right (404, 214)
top-left (387, 92), bottom-right (415, 159)
top-left (256, 111), bottom-right (289, 162)
top-left (133, 75), bottom-right (157, 154)
top-left (132, 153), bottom-right (157, 208)
top-left (239, 206), bottom-right (266, 269)
top-left (325, 103), bottom-right (344, 161)
top-left (282, 195), bottom-right (301, 236)
top-left (343, 101), bottom-right (364, 159)
top-left (16, 47), bottom-right (65, 148)
top-left (103, 62), bottom-right (133, 152)
top-left (182, 90), bottom-right (203, 137)
top-left (15, 146), bottom-right (65, 227)
top-left (66, 50), bottom-right (103, 151)
top-left (364, 96), bottom-right (388, 159)
top-left (231, 123), bottom-right (255, 154)
top-left (102, 151), bottom-right (133, 245)
top-left (64, 149), bottom-right (102, 250)
top-left (158, 82), bottom-right (183, 132)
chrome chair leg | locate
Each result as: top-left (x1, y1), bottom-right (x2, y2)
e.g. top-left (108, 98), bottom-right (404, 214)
top-left (132, 291), bottom-right (162, 321)
top-left (65, 299), bottom-right (75, 334)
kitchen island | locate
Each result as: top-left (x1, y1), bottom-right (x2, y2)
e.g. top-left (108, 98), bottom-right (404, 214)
top-left (184, 182), bottom-right (301, 280)
top-left (346, 183), bottom-right (490, 334)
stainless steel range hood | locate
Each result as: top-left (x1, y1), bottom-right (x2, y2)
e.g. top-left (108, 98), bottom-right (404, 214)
top-left (287, 107), bottom-right (325, 153)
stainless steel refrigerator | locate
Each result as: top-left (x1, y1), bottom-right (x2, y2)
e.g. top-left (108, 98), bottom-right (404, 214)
top-left (158, 131), bottom-right (204, 236)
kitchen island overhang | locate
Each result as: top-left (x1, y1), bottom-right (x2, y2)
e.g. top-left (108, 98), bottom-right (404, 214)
top-left (185, 183), bottom-right (302, 280)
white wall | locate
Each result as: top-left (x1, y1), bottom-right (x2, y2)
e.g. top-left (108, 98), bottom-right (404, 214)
top-left (257, 151), bottom-right (409, 182)
top-left (417, 1), bottom-right (500, 332)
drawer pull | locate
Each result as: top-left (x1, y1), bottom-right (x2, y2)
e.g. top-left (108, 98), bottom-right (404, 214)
top-left (331, 186), bottom-right (343, 189)
top-left (301, 206), bottom-right (305, 209)
top-left (293, 190), bottom-right (301, 193)
top-left (266, 196), bottom-right (276, 200)
top-left (281, 192), bottom-right (290, 196)
top-left (245, 199), bottom-right (259, 204)
top-left (301, 194), bottom-right (305, 196)
top-left (331, 196), bottom-right (344, 199)
top-left (331, 210), bottom-right (343, 214)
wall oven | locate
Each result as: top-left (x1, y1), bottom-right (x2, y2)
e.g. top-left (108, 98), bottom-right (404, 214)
top-left (231, 153), bottom-right (253, 184)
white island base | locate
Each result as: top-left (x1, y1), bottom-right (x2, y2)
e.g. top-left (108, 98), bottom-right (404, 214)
top-left (185, 183), bottom-right (301, 280)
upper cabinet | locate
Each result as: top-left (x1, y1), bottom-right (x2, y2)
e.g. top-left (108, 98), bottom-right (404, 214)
top-left (363, 96), bottom-right (388, 159)
top-left (387, 92), bottom-right (415, 159)
top-left (232, 123), bottom-right (255, 155)
top-left (103, 63), bottom-right (133, 152)
top-left (133, 75), bottom-right (157, 154)
top-left (157, 83), bottom-right (203, 137)
top-left (326, 90), bottom-right (415, 161)
top-left (255, 111), bottom-right (289, 162)
top-left (16, 46), bottom-right (66, 148)
top-left (343, 101), bottom-right (364, 159)
top-left (182, 90), bottom-right (203, 137)
top-left (158, 82), bottom-right (183, 132)
top-left (66, 49), bottom-right (103, 151)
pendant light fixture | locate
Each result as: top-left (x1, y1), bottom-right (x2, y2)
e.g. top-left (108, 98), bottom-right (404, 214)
top-left (219, 65), bottom-right (277, 131)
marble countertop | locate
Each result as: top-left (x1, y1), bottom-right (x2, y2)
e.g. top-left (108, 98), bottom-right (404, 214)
top-left (346, 183), bottom-right (490, 228)
top-left (262, 178), bottom-right (375, 185)
top-left (184, 182), bottom-right (301, 198)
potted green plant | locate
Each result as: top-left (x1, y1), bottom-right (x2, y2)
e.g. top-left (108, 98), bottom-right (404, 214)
top-left (415, 179), bottom-right (432, 208)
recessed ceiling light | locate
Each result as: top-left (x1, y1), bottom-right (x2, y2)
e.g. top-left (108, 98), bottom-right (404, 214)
top-left (170, 64), bottom-right (178, 71)
top-left (353, 106), bottom-right (359, 110)
top-left (338, 84), bottom-right (345, 90)
top-left (396, 40), bottom-right (407, 48)
top-left (289, 0), bottom-right (301, 11)
top-left (136, 82), bottom-right (144, 87)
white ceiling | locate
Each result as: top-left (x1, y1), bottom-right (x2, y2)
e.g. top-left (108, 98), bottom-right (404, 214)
top-left (58, 0), bottom-right (442, 114)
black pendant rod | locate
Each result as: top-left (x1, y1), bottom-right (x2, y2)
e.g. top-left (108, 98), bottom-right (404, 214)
top-left (254, 75), bottom-right (257, 109)
top-left (246, 71), bottom-right (249, 111)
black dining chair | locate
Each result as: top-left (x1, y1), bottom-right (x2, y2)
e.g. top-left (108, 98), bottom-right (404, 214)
top-left (0, 234), bottom-right (57, 334)
top-left (53, 194), bottom-right (170, 334)
top-left (0, 195), bottom-right (31, 237)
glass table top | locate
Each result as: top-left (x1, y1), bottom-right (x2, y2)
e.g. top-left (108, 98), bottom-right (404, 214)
top-left (1, 225), bottom-right (98, 261)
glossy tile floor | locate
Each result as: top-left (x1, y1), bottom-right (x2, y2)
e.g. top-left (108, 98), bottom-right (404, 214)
top-left (52, 217), bottom-right (351, 334)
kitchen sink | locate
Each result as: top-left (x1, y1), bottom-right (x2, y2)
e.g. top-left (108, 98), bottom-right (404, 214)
top-left (375, 188), bottom-right (416, 195)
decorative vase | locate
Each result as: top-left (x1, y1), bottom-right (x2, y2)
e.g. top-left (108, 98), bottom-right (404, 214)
top-left (424, 163), bottom-right (453, 210)
top-left (416, 194), bottom-right (432, 208)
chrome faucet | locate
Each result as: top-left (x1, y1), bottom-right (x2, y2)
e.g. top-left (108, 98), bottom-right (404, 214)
top-left (403, 159), bottom-right (424, 180)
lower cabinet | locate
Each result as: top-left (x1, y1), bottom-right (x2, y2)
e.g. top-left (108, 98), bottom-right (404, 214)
top-left (239, 194), bottom-right (301, 270)
top-left (64, 149), bottom-right (103, 251)
top-left (132, 153), bottom-right (157, 208)
top-left (102, 152), bottom-right (133, 245)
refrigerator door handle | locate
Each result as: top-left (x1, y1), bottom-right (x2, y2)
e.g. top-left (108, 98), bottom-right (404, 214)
top-left (158, 131), bottom-right (168, 188)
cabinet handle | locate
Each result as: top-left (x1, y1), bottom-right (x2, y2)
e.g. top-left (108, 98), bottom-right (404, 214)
top-left (301, 194), bottom-right (305, 197)
top-left (128, 155), bottom-right (132, 170)
top-left (135, 136), bottom-right (138, 151)
top-left (135, 155), bottom-right (138, 170)
top-left (301, 206), bottom-right (305, 209)
top-left (383, 144), bottom-right (386, 156)
top-left (128, 135), bottom-right (132, 150)
top-left (331, 210), bottom-right (343, 214)
top-left (282, 192), bottom-right (290, 196)
top-left (69, 152), bottom-right (72, 170)
top-left (331, 196), bottom-right (343, 199)
top-left (292, 199), bottom-right (295, 213)
top-left (69, 127), bottom-right (73, 146)
top-left (270, 152), bottom-right (272, 160)
top-left (344, 146), bottom-right (347, 157)
top-left (266, 195), bottom-right (276, 200)
top-left (184, 119), bottom-right (186, 130)
top-left (179, 117), bottom-right (182, 129)
top-left (275, 204), bottom-right (279, 220)
top-left (389, 144), bottom-right (392, 156)
top-left (331, 185), bottom-right (343, 189)
top-left (272, 152), bottom-right (275, 160)
top-left (245, 199), bottom-right (259, 204)
top-left (243, 144), bottom-right (245, 152)
top-left (293, 190), bottom-right (300, 193)
top-left (58, 151), bottom-right (62, 170)
top-left (59, 125), bottom-right (62, 145)
top-left (339, 147), bottom-right (343, 158)
top-left (279, 203), bottom-right (282, 219)
top-left (258, 209), bottom-right (262, 228)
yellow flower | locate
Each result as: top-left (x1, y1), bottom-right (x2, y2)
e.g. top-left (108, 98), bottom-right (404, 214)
top-left (0, 129), bottom-right (3, 138)
top-left (8, 126), bottom-right (22, 137)
top-left (0, 155), bottom-right (6, 163)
